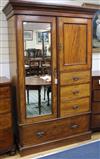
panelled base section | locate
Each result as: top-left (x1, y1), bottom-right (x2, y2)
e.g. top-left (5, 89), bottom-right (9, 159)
top-left (18, 114), bottom-right (91, 156)
top-left (19, 132), bottom-right (91, 156)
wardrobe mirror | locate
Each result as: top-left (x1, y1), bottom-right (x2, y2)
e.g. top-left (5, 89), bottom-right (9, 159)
top-left (23, 22), bottom-right (52, 118)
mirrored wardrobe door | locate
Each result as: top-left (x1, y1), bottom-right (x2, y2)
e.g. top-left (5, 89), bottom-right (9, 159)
top-left (17, 16), bottom-right (57, 121)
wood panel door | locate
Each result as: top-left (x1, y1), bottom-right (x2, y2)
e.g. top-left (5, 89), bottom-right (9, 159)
top-left (17, 15), bottom-right (57, 123)
top-left (57, 17), bottom-right (92, 72)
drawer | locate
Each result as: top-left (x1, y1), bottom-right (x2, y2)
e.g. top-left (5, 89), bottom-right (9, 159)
top-left (92, 114), bottom-right (100, 128)
top-left (0, 113), bottom-right (12, 129)
top-left (0, 98), bottom-right (11, 114)
top-left (60, 84), bottom-right (90, 101)
top-left (92, 102), bottom-right (100, 114)
top-left (0, 86), bottom-right (11, 98)
top-left (60, 98), bottom-right (90, 117)
top-left (60, 71), bottom-right (90, 86)
top-left (93, 78), bottom-right (100, 90)
top-left (0, 128), bottom-right (13, 152)
top-left (20, 115), bottom-right (89, 146)
top-left (93, 90), bottom-right (100, 101)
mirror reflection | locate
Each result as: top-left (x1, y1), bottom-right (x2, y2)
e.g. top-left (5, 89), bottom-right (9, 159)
top-left (23, 22), bottom-right (52, 118)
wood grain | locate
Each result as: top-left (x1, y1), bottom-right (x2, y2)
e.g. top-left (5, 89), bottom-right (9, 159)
top-left (93, 90), bottom-right (100, 102)
top-left (91, 73), bottom-right (100, 131)
top-left (64, 24), bottom-right (86, 65)
top-left (0, 79), bottom-right (14, 154)
top-left (20, 114), bottom-right (89, 146)
top-left (60, 84), bottom-right (90, 101)
top-left (60, 98), bottom-right (90, 117)
top-left (58, 17), bottom-right (92, 72)
top-left (60, 70), bottom-right (90, 86)
top-left (0, 98), bottom-right (11, 114)
top-left (92, 102), bottom-right (100, 114)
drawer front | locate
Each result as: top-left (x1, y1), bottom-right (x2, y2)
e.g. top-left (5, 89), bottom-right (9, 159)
top-left (60, 71), bottom-right (90, 86)
top-left (93, 78), bottom-right (100, 90)
top-left (60, 84), bottom-right (90, 101)
top-left (21, 115), bottom-right (89, 146)
top-left (0, 113), bottom-right (12, 129)
top-left (92, 102), bottom-right (100, 114)
top-left (93, 90), bottom-right (100, 101)
top-left (0, 86), bottom-right (11, 98)
top-left (60, 98), bottom-right (90, 117)
top-left (0, 98), bottom-right (11, 114)
top-left (0, 128), bottom-right (13, 152)
top-left (92, 114), bottom-right (100, 128)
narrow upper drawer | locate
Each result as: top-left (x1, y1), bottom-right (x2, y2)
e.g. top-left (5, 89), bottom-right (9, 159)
top-left (0, 98), bottom-right (11, 114)
top-left (60, 97), bottom-right (90, 117)
top-left (60, 84), bottom-right (90, 101)
top-left (0, 113), bottom-right (12, 129)
top-left (20, 114), bottom-right (89, 146)
top-left (93, 78), bottom-right (100, 90)
top-left (60, 71), bottom-right (90, 86)
top-left (0, 86), bottom-right (11, 98)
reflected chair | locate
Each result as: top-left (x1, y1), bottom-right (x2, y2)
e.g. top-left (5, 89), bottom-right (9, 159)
top-left (47, 86), bottom-right (51, 106)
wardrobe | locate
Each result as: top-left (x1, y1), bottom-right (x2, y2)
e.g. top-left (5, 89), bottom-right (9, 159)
top-left (3, 0), bottom-right (96, 156)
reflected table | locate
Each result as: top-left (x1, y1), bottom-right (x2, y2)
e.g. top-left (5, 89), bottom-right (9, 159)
top-left (25, 76), bottom-right (51, 115)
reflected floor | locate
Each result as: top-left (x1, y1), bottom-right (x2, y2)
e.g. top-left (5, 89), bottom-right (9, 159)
top-left (26, 88), bottom-right (51, 117)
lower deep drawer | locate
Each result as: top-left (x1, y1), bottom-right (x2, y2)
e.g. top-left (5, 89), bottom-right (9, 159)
top-left (20, 114), bottom-right (90, 146)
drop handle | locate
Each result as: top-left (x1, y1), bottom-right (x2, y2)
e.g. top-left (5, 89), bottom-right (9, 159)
top-left (72, 90), bottom-right (79, 95)
top-left (36, 131), bottom-right (45, 137)
top-left (72, 105), bottom-right (79, 110)
top-left (73, 77), bottom-right (80, 81)
top-left (70, 124), bottom-right (79, 129)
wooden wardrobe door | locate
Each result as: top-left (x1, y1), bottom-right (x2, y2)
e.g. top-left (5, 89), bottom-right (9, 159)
top-left (58, 17), bottom-right (92, 72)
top-left (17, 16), bottom-right (57, 123)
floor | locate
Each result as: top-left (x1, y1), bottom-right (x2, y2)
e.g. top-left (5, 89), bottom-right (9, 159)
top-left (1, 132), bottom-right (100, 159)
top-left (26, 88), bottom-right (51, 117)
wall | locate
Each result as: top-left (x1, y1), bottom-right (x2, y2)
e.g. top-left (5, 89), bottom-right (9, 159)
top-left (0, 0), bottom-right (100, 78)
top-left (0, 0), bottom-right (9, 77)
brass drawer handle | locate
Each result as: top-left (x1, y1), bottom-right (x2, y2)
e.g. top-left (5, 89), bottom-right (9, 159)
top-left (72, 105), bottom-right (79, 110)
top-left (73, 77), bottom-right (80, 81)
top-left (70, 124), bottom-right (79, 129)
top-left (36, 131), bottom-right (45, 137)
top-left (72, 90), bottom-right (79, 95)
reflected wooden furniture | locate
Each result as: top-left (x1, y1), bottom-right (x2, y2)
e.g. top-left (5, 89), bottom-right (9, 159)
top-left (91, 71), bottom-right (100, 131)
top-left (0, 77), bottom-right (14, 155)
top-left (25, 57), bottom-right (51, 75)
top-left (26, 76), bottom-right (51, 114)
top-left (3, 0), bottom-right (96, 156)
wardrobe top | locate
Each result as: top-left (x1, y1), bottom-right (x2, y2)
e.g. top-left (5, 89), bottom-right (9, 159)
top-left (3, 0), bottom-right (97, 17)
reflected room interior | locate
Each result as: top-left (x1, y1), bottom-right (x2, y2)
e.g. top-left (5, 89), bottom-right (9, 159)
top-left (23, 22), bottom-right (52, 118)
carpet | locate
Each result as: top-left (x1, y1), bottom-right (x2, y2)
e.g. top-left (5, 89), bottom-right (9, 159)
top-left (39, 140), bottom-right (100, 159)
